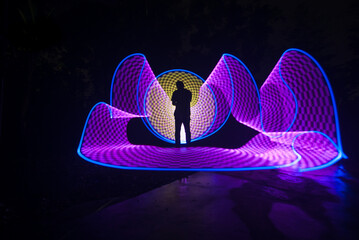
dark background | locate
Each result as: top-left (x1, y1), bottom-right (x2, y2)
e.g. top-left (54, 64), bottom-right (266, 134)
top-left (1, 0), bottom-right (358, 237)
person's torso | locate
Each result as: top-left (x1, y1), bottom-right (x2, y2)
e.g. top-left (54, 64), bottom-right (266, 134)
top-left (174, 89), bottom-right (191, 117)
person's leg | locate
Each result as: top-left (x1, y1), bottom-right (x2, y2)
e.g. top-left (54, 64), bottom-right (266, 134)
top-left (175, 118), bottom-right (182, 145)
top-left (184, 118), bottom-right (191, 145)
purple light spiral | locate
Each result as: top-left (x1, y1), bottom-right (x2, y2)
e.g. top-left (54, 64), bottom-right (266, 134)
top-left (78, 49), bottom-right (346, 172)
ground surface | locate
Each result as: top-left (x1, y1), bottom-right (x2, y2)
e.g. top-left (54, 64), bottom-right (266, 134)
top-left (45, 162), bottom-right (359, 240)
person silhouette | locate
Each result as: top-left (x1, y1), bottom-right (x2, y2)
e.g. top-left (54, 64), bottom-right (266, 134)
top-left (171, 81), bottom-right (192, 146)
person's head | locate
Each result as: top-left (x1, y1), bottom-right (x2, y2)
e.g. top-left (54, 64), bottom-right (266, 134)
top-left (176, 81), bottom-right (184, 89)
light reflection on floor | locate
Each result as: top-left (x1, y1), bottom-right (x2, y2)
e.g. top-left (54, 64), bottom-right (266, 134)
top-left (55, 163), bottom-right (359, 240)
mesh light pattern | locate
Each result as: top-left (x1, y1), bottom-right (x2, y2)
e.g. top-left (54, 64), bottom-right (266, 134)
top-left (144, 70), bottom-right (216, 142)
top-left (78, 49), bottom-right (346, 172)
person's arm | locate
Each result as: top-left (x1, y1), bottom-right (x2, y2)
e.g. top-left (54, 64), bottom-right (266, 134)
top-left (172, 92), bottom-right (177, 105)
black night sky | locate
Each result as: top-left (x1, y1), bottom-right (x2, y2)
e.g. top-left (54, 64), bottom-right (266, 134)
top-left (1, 0), bottom-right (359, 238)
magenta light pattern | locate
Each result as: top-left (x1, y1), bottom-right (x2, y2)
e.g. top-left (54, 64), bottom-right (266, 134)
top-left (78, 49), bottom-right (346, 172)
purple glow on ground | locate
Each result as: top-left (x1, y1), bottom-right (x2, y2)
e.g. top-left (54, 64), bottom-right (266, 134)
top-left (78, 49), bottom-right (345, 171)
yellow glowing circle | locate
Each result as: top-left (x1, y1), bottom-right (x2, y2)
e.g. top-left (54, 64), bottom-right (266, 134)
top-left (157, 71), bottom-right (203, 107)
top-left (145, 70), bottom-right (216, 142)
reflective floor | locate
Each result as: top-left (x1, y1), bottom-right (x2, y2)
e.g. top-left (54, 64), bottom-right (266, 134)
top-left (52, 164), bottom-right (359, 240)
